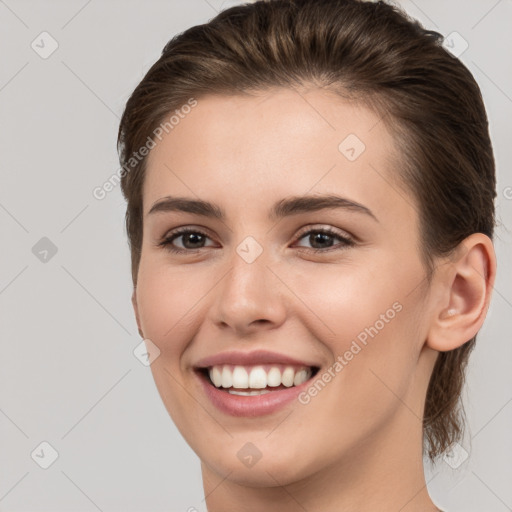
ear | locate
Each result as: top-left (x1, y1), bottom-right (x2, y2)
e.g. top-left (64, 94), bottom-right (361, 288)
top-left (132, 288), bottom-right (145, 339)
top-left (426, 233), bottom-right (497, 352)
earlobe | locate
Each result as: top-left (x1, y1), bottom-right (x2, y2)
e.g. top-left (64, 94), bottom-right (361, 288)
top-left (426, 233), bottom-right (496, 352)
top-left (132, 289), bottom-right (145, 338)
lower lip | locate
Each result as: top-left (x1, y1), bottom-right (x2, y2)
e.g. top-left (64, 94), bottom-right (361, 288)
top-left (196, 371), bottom-right (313, 417)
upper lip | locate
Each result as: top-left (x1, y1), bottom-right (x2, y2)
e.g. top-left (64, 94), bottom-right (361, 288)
top-left (194, 349), bottom-right (319, 369)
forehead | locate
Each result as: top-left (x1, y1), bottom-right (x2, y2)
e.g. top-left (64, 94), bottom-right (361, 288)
top-left (143, 87), bottom-right (411, 224)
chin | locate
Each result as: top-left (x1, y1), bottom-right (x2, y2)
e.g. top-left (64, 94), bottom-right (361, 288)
top-left (196, 434), bottom-right (333, 488)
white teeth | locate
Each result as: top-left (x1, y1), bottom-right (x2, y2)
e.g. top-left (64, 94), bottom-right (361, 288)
top-left (221, 366), bottom-right (233, 388)
top-left (267, 367), bottom-right (281, 387)
top-left (207, 364), bottom-right (314, 390)
top-left (228, 389), bottom-right (272, 396)
top-left (293, 368), bottom-right (310, 386)
top-left (281, 366), bottom-right (295, 387)
top-left (232, 366), bottom-right (249, 389)
top-left (210, 367), bottom-right (222, 387)
top-left (248, 366), bottom-right (267, 389)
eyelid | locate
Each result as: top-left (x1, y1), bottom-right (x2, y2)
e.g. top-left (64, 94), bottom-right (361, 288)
top-left (294, 224), bottom-right (353, 241)
top-left (160, 224), bottom-right (214, 239)
top-left (291, 225), bottom-right (355, 253)
top-left (157, 224), bottom-right (356, 253)
top-left (156, 226), bottom-right (217, 250)
top-left (159, 223), bottom-right (353, 242)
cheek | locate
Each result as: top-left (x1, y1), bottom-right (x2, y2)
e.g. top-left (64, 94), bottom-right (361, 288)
top-left (134, 262), bottom-right (215, 428)
top-left (286, 256), bottom-right (404, 346)
top-left (135, 263), bottom-right (210, 431)
top-left (293, 258), bottom-right (423, 416)
top-left (136, 262), bottom-right (208, 348)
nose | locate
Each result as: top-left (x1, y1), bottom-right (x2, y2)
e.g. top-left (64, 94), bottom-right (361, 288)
top-left (209, 247), bottom-right (288, 337)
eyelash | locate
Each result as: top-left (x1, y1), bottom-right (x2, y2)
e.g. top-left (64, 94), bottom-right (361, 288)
top-left (157, 226), bottom-right (355, 254)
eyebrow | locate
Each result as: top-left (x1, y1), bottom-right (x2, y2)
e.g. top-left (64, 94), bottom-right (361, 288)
top-left (147, 194), bottom-right (378, 222)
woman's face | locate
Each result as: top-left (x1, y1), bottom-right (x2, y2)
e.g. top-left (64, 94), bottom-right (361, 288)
top-left (133, 87), bottom-right (439, 486)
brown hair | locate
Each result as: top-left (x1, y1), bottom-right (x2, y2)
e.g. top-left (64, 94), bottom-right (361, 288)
top-left (117, 0), bottom-right (496, 461)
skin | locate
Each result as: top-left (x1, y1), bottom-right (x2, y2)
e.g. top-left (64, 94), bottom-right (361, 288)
top-left (131, 86), bottom-right (496, 512)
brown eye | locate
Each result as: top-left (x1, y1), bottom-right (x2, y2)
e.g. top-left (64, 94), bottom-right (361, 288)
top-left (157, 226), bottom-right (355, 255)
top-left (294, 228), bottom-right (354, 253)
top-left (158, 229), bottom-right (214, 253)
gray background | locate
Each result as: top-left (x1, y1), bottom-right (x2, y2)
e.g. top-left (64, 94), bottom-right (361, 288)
top-left (0, 0), bottom-right (511, 510)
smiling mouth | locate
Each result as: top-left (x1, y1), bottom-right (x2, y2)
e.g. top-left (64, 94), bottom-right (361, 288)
top-left (198, 364), bottom-right (320, 395)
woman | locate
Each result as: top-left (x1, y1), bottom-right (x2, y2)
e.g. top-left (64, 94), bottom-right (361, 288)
top-left (117, 0), bottom-right (497, 510)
